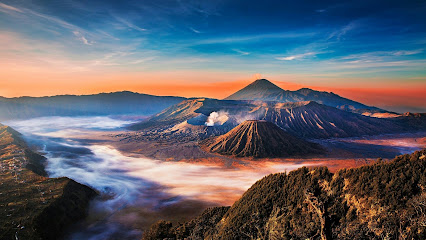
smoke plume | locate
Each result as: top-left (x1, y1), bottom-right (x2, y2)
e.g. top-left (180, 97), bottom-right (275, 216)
top-left (205, 111), bottom-right (229, 126)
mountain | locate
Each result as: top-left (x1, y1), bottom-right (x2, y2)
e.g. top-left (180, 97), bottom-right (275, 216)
top-left (144, 149), bottom-right (426, 240)
top-left (0, 91), bottom-right (185, 120)
top-left (199, 120), bottom-right (324, 158)
top-left (225, 79), bottom-right (299, 102)
top-left (130, 98), bottom-right (409, 139)
top-left (128, 98), bottom-right (246, 131)
top-left (254, 101), bottom-right (404, 139)
top-left (225, 79), bottom-right (386, 114)
top-left (0, 123), bottom-right (97, 240)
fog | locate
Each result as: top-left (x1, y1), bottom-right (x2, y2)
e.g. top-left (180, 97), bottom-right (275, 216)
top-left (6, 116), bottom-right (316, 239)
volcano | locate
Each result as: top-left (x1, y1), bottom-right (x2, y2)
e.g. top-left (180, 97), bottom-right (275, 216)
top-left (225, 79), bottom-right (385, 113)
top-left (199, 120), bottom-right (324, 158)
top-left (130, 98), bottom-right (406, 139)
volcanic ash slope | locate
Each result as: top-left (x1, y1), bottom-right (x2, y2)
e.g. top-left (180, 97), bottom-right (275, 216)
top-left (199, 120), bottom-right (324, 158)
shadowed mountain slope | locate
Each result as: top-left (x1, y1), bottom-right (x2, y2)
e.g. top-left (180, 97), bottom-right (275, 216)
top-left (200, 120), bottom-right (324, 158)
top-left (0, 123), bottom-right (97, 240)
top-left (0, 91), bottom-right (185, 120)
top-left (253, 101), bottom-right (404, 138)
top-left (225, 79), bottom-right (385, 114)
top-left (144, 149), bottom-right (426, 239)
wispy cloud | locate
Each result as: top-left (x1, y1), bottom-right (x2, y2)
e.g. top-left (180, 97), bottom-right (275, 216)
top-left (0, 2), bottom-right (106, 46)
top-left (232, 49), bottom-right (250, 56)
top-left (91, 51), bottom-right (133, 66)
top-left (341, 49), bottom-right (423, 62)
top-left (129, 57), bottom-right (156, 64)
top-left (328, 21), bottom-right (360, 41)
top-left (276, 52), bottom-right (318, 61)
top-left (392, 49), bottom-right (423, 56)
top-left (0, 2), bottom-right (23, 13)
top-left (195, 31), bottom-right (316, 45)
top-left (114, 16), bottom-right (147, 32)
top-left (73, 31), bottom-right (94, 45)
top-left (190, 27), bottom-right (201, 33)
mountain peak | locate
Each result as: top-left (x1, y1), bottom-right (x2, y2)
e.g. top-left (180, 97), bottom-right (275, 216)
top-left (224, 79), bottom-right (284, 101)
top-left (224, 79), bottom-right (383, 113)
top-left (199, 120), bottom-right (324, 158)
top-left (248, 79), bottom-right (282, 90)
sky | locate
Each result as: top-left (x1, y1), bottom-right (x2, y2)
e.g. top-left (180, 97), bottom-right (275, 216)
top-left (0, 0), bottom-right (425, 112)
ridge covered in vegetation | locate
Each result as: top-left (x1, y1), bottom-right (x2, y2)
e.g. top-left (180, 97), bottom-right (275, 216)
top-left (144, 149), bottom-right (426, 239)
top-left (0, 124), bottom-right (97, 240)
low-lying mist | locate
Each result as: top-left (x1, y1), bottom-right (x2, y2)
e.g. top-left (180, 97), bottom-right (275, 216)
top-left (6, 116), bottom-right (313, 240)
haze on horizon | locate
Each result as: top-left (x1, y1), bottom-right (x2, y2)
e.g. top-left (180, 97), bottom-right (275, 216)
top-left (0, 0), bottom-right (425, 113)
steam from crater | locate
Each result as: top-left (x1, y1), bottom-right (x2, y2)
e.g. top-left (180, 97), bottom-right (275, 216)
top-left (205, 111), bottom-right (229, 126)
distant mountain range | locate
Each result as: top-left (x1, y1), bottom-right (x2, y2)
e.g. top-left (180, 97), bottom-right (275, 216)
top-left (1, 79), bottom-right (423, 140)
top-left (0, 79), bottom-right (413, 122)
top-left (225, 79), bottom-right (386, 114)
top-left (129, 79), bottom-right (426, 140)
top-left (0, 91), bottom-right (185, 120)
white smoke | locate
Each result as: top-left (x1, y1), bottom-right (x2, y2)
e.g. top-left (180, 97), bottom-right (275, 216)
top-left (205, 111), bottom-right (229, 126)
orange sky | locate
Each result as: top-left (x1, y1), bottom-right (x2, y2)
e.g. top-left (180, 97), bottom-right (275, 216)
top-left (1, 70), bottom-right (425, 113)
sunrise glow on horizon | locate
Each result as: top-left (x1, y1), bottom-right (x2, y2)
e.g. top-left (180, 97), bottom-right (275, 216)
top-left (1, 0), bottom-right (425, 113)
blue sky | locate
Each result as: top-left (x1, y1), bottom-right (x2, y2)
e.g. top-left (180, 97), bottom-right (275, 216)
top-left (0, 0), bottom-right (425, 111)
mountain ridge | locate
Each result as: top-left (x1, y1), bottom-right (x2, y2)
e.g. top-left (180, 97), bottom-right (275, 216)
top-left (225, 79), bottom-right (386, 114)
top-left (0, 124), bottom-right (97, 239)
top-left (130, 98), bottom-right (410, 139)
top-left (144, 149), bottom-right (426, 240)
top-left (0, 91), bottom-right (186, 120)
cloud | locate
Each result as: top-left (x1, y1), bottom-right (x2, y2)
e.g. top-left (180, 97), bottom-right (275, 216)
top-left (276, 52), bottom-right (317, 61)
top-left (0, 2), bottom-right (23, 13)
top-left (0, 3), bottom-right (107, 46)
top-left (190, 27), bottom-right (201, 33)
top-left (392, 49), bottom-right (423, 56)
top-left (232, 49), bottom-right (250, 56)
top-left (195, 31), bottom-right (316, 45)
top-left (114, 16), bottom-right (147, 32)
top-left (28, 9), bottom-right (76, 30)
top-left (73, 31), bottom-right (94, 45)
top-left (129, 57), bottom-right (156, 64)
top-left (328, 21), bottom-right (359, 41)
top-left (340, 49), bottom-right (424, 63)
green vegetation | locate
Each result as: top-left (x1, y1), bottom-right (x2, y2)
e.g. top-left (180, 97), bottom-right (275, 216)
top-left (144, 149), bottom-right (426, 239)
